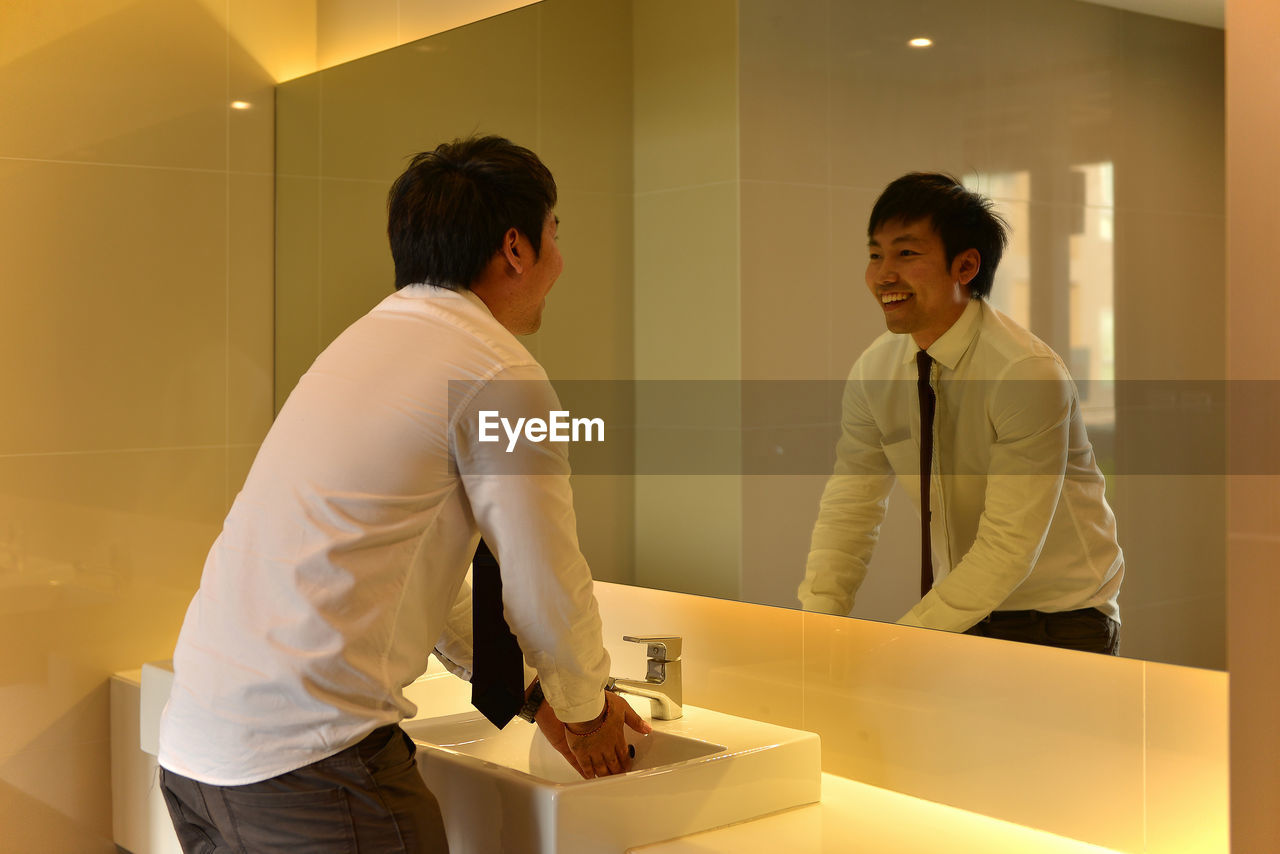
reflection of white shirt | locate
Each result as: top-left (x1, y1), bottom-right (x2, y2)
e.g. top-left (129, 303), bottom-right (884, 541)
top-left (160, 284), bottom-right (609, 785)
top-left (799, 299), bottom-right (1123, 632)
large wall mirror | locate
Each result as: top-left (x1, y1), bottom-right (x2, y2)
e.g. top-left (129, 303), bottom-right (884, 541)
top-left (276, 0), bottom-right (1225, 669)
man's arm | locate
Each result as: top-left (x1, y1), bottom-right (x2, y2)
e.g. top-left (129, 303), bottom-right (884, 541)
top-left (431, 580), bottom-right (474, 681)
top-left (898, 356), bottom-right (1074, 631)
top-left (799, 372), bottom-right (896, 615)
top-left (453, 366), bottom-right (644, 776)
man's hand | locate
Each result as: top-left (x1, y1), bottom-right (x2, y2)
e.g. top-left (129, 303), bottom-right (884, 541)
top-left (561, 692), bottom-right (651, 779)
top-left (532, 700), bottom-right (586, 777)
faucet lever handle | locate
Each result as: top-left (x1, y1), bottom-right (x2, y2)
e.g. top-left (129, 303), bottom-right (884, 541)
top-left (622, 635), bottom-right (682, 662)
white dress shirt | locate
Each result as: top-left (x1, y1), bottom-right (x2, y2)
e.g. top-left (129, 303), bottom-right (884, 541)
top-left (799, 299), bottom-right (1123, 632)
top-left (159, 284), bottom-right (610, 785)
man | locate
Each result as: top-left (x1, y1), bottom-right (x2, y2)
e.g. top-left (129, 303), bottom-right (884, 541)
top-left (158, 136), bottom-right (646, 853)
top-left (798, 172), bottom-right (1124, 654)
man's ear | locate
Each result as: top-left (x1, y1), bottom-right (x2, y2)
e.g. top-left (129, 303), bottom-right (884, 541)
top-left (953, 248), bottom-right (981, 287)
top-left (500, 227), bottom-right (526, 275)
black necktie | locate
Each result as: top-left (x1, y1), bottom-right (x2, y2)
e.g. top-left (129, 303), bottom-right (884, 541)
top-left (916, 350), bottom-right (936, 599)
top-left (470, 538), bottom-right (524, 728)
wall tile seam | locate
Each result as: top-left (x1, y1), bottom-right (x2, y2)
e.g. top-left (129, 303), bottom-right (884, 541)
top-left (634, 179), bottom-right (740, 198)
top-left (0, 734), bottom-right (112, 762)
top-left (0, 155), bottom-right (243, 177)
top-left (0, 443), bottom-right (261, 460)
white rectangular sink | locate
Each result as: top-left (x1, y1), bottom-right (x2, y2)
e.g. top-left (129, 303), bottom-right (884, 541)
top-left (403, 682), bottom-right (821, 854)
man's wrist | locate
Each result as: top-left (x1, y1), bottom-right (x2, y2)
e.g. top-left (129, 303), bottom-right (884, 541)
top-left (564, 697), bottom-right (609, 736)
top-left (517, 679), bottom-right (544, 723)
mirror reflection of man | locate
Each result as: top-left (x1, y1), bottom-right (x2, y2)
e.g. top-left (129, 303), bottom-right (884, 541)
top-left (157, 136), bottom-right (647, 853)
top-left (799, 173), bottom-right (1124, 654)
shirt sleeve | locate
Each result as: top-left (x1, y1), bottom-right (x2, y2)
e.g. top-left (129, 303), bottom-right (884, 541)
top-left (452, 365), bottom-right (610, 724)
top-left (898, 355), bottom-right (1074, 632)
top-left (798, 371), bottom-right (896, 615)
top-left (431, 580), bottom-right (474, 681)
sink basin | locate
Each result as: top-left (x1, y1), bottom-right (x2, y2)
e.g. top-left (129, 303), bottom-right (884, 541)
top-left (403, 680), bottom-right (821, 854)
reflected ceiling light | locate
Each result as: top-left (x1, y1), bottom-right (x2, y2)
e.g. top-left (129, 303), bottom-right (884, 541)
top-left (230, 100), bottom-right (252, 110)
top-left (908, 37), bottom-right (933, 48)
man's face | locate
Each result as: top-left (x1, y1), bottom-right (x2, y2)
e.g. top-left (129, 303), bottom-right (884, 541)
top-left (865, 218), bottom-right (975, 350)
top-left (515, 212), bottom-right (563, 334)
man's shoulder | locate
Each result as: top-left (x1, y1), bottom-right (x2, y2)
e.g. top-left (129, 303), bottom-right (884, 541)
top-left (373, 285), bottom-right (539, 371)
top-left (849, 328), bottom-right (909, 377)
top-left (973, 302), bottom-right (1066, 372)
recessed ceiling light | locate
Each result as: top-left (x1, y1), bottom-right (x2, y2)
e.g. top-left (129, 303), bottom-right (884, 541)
top-left (908, 37), bottom-right (933, 48)
top-left (230, 100), bottom-right (252, 110)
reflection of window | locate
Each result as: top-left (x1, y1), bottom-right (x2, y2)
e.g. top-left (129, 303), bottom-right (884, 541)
top-left (1068, 162), bottom-right (1115, 430)
top-left (966, 171), bottom-right (1031, 330)
top-left (964, 167), bottom-right (1115, 432)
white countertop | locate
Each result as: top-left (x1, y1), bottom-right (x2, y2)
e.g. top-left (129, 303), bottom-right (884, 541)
top-left (629, 773), bottom-right (1124, 854)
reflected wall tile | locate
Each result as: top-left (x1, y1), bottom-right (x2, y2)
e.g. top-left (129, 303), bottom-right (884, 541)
top-left (538, 0), bottom-right (634, 195)
top-left (0, 740), bottom-right (114, 853)
top-left (229, 173), bottom-right (276, 447)
top-left (1118, 594), bottom-right (1226, 671)
top-left (1112, 209), bottom-right (1226, 380)
top-left (1113, 14), bottom-right (1224, 216)
top-left (319, 9), bottom-right (540, 183)
top-left (634, 475), bottom-right (741, 602)
top-left (828, 186), bottom-right (884, 377)
top-left (984, 0), bottom-right (1122, 189)
top-left (634, 182), bottom-right (739, 379)
top-left (569, 475), bottom-right (635, 587)
top-left (0, 0), bottom-right (227, 170)
top-left (592, 582), bottom-right (805, 729)
top-left (633, 0), bottom-right (738, 193)
top-left (739, 0), bottom-right (829, 185)
top-left (275, 175), bottom-right (322, 409)
top-left (1103, 477), bottom-right (1225, 667)
top-left (827, 0), bottom-right (986, 190)
top-left (801, 611), bottom-right (1145, 853)
top-left (1144, 662), bottom-right (1229, 853)
top-left (740, 475), bottom-right (827, 608)
top-left (0, 160), bottom-right (226, 454)
top-left (276, 73), bottom-right (323, 178)
top-left (741, 181), bottom-right (831, 380)
top-left (318, 177), bottom-right (396, 346)
top-left (535, 190), bottom-right (634, 381)
top-left (316, 0), bottom-right (398, 70)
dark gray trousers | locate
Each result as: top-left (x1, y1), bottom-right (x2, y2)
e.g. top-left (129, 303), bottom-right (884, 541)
top-left (160, 724), bottom-right (449, 853)
top-left (964, 606), bottom-right (1121, 654)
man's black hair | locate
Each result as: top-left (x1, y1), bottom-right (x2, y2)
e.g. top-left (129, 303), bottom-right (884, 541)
top-left (387, 136), bottom-right (557, 290)
top-left (867, 172), bottom-right (1009, 299)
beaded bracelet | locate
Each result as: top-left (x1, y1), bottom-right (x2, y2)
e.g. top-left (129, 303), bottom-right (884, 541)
top-left (566, 696), bottom-right (610, 737)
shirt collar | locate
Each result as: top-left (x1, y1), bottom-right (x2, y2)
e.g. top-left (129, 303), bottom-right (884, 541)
top-left (396, 282), bottom-right (493, 316)
top-left (898, 298), bottom-right (983, 370)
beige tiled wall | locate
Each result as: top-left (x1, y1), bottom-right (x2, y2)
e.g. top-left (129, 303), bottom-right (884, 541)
top-left (593, 580), bottom-right (1228, 854)
top-left (0, 0), bottom-right (310, 848)
top-left (1226, 0), bottom-right (1280, 849)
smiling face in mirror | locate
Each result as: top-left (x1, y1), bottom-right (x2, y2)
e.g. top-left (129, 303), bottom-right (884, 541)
top-left (866, 219), bottom-right (977, 351)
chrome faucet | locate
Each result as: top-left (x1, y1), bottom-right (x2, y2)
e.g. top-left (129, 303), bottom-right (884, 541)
top-left (607, 635), bottom-right (683, 720)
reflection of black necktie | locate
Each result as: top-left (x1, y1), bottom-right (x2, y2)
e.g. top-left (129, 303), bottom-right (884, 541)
top-left (470, 538), bottom-right (524, 728)
top-left (916, 350), bottom-right (936, 599)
